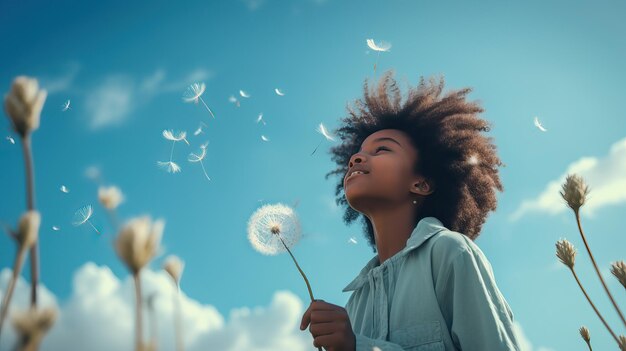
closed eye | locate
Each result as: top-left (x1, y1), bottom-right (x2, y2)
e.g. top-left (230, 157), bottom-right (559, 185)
top-left (375, 146), bottom-right (390, 153)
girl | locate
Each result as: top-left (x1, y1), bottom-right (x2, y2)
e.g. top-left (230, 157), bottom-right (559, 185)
top-left (300, 72), bottom-right (522, 351)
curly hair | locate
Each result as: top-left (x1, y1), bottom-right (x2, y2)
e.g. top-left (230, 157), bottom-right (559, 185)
top-left (325, 71), bottom-right (505, 252)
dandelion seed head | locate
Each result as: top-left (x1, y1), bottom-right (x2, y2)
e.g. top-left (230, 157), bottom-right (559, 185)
top-left (157, 161), bottom-right (181, 173)
top-left (72, 205), bottom-right (93, 226)
top-left (316, 122), bottom-right (335, 141)
top-left (115, 216), bottom-right (164, 274)
top-left (183, 82), bottom-right (206, 102)
top-left (11, 306), bottom-right (57, 342)
top-left (247, 203), bottom-right (302, 255)
top-left (366, 39), bottom-right (391, 52)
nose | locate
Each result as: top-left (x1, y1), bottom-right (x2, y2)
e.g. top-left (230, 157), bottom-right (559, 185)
top-left (348, 153), bottom-right (365, 168)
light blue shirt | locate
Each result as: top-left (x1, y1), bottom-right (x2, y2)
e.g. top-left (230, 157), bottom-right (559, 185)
top-left (343, 217), bottom-right (522, 350)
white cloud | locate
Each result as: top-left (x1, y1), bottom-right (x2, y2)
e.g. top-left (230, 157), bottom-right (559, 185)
top-left (38, 62), bottom-right (81, 94)
top-left (86, 68), bottom-right (213, 130)
top-left (0, 263), bottom-right (312, 351)
top-left (510, 137), bottom-right (626, 221)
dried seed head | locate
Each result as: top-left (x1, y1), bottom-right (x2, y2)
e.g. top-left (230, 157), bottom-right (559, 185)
top-left (98, 185), bottom-right (124, 210)
top-left (115, 216), bottom-right (164, 274)
top-left (12, 306), bottom-right (57, 348)
top-left (611, 261), bottom-right (626, 289)
top-left (17, 210), bottom-right (40, 249)
top-left (619, 335), bottom-right (626, 351)
top-left (4, 76), bottom-right (47, 137)
top-left (559, 174), bottom-right (590, 213)
top-left (579, 326), bottom-right (590, 343)
top-left (163, 255), bottom-right (184, 285)
top-left (555, 238), bottom-right (576, 269)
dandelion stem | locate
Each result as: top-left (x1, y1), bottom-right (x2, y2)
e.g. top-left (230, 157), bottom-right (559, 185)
top-left (586, 341), bottom-right (592, 351)
top-left (170, 141), bottom-right (176, 162)
top-left (575, 210), bottom-right (626, 329)
top-left (276, 235), bottom-right (315, 302)
top-left (569, 267), bottom-right (620, 345)
top-left (21, 136), bottom-right (39, 308)
top-left (310, 139), bottom-right (322, 156)
top-left (87, 220), bottom-right (100, 235)
top-left (133, 273), bottom-right (144, 351)
top-left (0, 246), bottom-right (27, 339)
top-left (199, 97), bottom-right (216, 119)
top-left (200, 161), bottom-right (211, 181)
top-left (373, 51), bottom-right (380, 77)
top-left (173, 285), bottom-right (184, 351)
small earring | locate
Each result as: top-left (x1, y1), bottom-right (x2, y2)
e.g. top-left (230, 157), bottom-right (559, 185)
top-left (412, 200), bottom-right (417, 204)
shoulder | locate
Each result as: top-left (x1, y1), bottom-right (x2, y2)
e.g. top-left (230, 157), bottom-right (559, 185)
top-left (428, 229), bottom-right (489, 275)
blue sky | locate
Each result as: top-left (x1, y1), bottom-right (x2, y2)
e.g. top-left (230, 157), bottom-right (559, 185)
top-left (1, 0), bottom-right (626, 350)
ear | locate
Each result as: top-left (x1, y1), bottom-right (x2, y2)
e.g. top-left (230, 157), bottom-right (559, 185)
top-left (410, 178), bottom-right (435, 196)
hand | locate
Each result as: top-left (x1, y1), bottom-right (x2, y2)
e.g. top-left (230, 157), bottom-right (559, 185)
top-left (300, 299), bottom-right (356, 351)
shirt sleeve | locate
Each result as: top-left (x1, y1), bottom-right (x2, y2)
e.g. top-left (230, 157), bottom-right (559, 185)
top-left (436, 247), bottom-right (521, 351)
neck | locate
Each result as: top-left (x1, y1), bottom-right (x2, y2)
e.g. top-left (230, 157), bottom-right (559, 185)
top-left (367, 202), bottom-right (419, 264)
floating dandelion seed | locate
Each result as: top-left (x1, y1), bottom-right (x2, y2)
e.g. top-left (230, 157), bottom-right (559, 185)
top-left (256, 113), bottom-right (266, 125)
top-left (6, 136), bottom-right (15, 144)
top-left (60, 185), bottom-right (69, 193)
top-left (193, 122), bottom-right (207, 136)
top-left (274, 88), bottom-right (285, 96)
top-left (158, 130), bottom-right (188, 174)
top-left (183, 82), bottom-right (215, 119)
top-left (534, 116), bottom-right (547, 132)
top-left (72, 205), bottom-right (100, 234)
top-left (188, 143), bottom-right (211, 181)
top-left (52, 226), bottom-right (60, 231)
top-left (61, 99), bottom-right (71, 112)
top-left (157, 161), bottom-right (181, 173)
top-left (348, 237), bottom-right (357, 244)
top-left (311, 122), bottom-right (335, 155)
top-left (261, 135), bottom-right (270, 142)
top-left (239, 90), bottom-right (250, 98)
top-left (366, 38), bottom-right (391, 75)
top-left (228, 95), bottom-right (241, 107)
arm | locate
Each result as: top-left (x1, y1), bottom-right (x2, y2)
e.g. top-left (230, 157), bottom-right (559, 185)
top-left (436, 248), bottom-right (520, 350)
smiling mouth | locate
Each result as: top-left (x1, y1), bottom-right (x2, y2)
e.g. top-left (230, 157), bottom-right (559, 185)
top-left (346, 171), bottom-right (368, 182)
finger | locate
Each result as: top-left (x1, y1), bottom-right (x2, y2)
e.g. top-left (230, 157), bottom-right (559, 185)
top-left (313, 333), bottom-right (340, 349)
top-left (310, 310), bottom-right (346, 324)
top-left (309, 321), bottom-right (342, 337)
top-left (300, 303), bottom-right (313, 330)
top-left (310, 300), bottom-right (340, 311)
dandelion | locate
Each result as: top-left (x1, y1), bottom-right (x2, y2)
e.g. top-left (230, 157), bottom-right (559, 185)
top-left (555, 237), bottom-right (621, 345)
top-left (158, 130), bottom-right (189, 174)
top-left (6, 136), bottom-right (14, 144)
top-left (60, 185), bottom-right (69, 193)
top-left (61, 99), bottom-right (71, 111)
top-left (579, 326), bottom-right (591, 350)
top-left (98, 185), bottom-right (124, 210)
top-left (72, 205), bottom-right (100, 234)
top-left (311, 122), bottom-right (335, 156)
top-left (11, 306), bottom-right (57, 351)
top-left (0, 211), bottom-right (41, 335)
top-left (163, 255), bottom-right (184, 351)
top-left (193, 122), bottom-right (207, 136)
top-left (611, 261), bottom-right (626, 289)
top-left (239, 90), bottom-right (250, 98)
top-left (533, 116), bottom-right (547, 132)
top-left (188, 142), bottom-right (211, 181)
top-left (247, 203), bottom-right (320, 350)
top-left (261, 135), bottom-right (270, 142)
top-left (228, 95), bottom-right (240, 107)
top-left (4, 76), bottom-right (47, 137)
top-left (366, 39), bottom-right (391, 75)
top-left (183, 82), bottom-right (215, 119)
top-left (115, 216), bottom-right (164, 351)
top-left (256, 113), bottom-right (266, 125)
top-left (274, 88), bottom-right (285, 96)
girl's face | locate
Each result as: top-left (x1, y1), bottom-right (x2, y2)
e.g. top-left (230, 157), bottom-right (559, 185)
top-left (344, 129), bottom-right (430, 214)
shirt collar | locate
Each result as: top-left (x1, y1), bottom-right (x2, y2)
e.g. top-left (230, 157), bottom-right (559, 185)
top-left (342, 217), bottom-right (447, 292)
